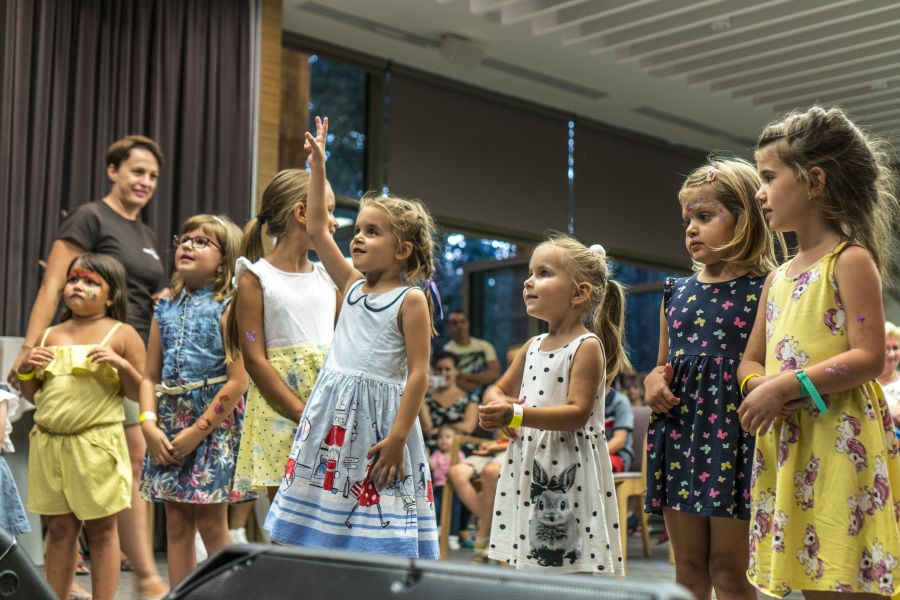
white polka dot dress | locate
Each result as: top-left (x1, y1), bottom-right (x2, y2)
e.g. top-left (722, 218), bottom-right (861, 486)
top-left (488, 333), bottom-right (623, 574)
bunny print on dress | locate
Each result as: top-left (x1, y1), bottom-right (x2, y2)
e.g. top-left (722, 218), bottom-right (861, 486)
top-left (528, 461), bottom-right (580, 567)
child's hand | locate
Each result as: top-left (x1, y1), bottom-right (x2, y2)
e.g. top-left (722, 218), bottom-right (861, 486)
top-left (738, 378), bottom-right (790, 434)
top-left (20, 346), bottom-right (54, 373)
top-left (304, 116), bottom-right (328, 168)
top-left (143, 425), bottom-right (177, 465)
top-left (170, 425), bottom-right (206, 462)
top-left (478, 401), bottom-right (513, 431)
top-left (87, 345), bottom-right (126, 370)
top-left (644, 364), bottom-right (678, 413)
top-left (472, 441), bottom-right (495, 456)
top-left (367, 435), bottom-right (406, 489)
top-left (779, 399), bottom-right (804, 418)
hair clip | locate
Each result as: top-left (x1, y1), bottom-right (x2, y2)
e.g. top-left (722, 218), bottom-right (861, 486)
top-left (422, 278), bottom-right (444, 320)
top-left (706, 168), bottom-right (719, 182)
top-left (589, 243), bottom-right (606, 257)
top-left (212, 216), bottom-right (227, 227)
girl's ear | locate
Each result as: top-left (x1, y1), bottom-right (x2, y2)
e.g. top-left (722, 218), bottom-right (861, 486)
top-left (572, 282), bottom-right (592, 307)
top-left (395, 240), bottom-right (413, 262)
top-left (808, 166), bottom-right (827, 199)
top-left (294, 202), bottom-right (307, 226)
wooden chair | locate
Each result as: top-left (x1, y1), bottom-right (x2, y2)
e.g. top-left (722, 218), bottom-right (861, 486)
top-left (438, 433), bottom-right (494, 559)
top-left (613, 404), bottom-right (652, 573)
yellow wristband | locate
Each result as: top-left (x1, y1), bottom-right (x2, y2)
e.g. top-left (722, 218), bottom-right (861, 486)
top-left (16, 370), bottom-right (36, 381)
top-left (139, 411), bottom-right (158, 424)
top-left (507, 403), bottom-right (524, 429)
top-left (740, 373), bottom-right (761, 397)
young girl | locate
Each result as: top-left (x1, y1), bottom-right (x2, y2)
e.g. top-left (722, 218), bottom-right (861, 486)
top-left (265, 117), bottom-right (439, 559)
top-left (0, 385), bottom-right (30, 537)
top-left (18, 254), bottom-right (144, 600)
top-left (229, 169), bottom-right (339, 501)
top-left (643, 158), bottom-right (778, 599)
top-left (139, 214), bottom-right (253, 586)
top-left (478, 234), bottom-right (627, 574)
top-left (738, 106), bottom-right (900, 597)
top-left (430, 425), bottom-right (465, 548)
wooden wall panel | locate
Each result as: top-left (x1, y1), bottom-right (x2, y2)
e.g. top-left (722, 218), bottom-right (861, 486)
top-left (256, 0), bottom-right (282, 211)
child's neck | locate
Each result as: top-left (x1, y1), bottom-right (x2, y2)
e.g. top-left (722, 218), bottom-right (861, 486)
top-left (266, 233), bottom-right (314, 273)
top-left (697, 260), bottom-right (745, 283)
top-left (363, 269), bottom-right (405, 293)
top-left (791, 218), bottom-right (843, 270)
top-left (69, 311), bottom-right (107, 324)
top-left (543, 310), bottom-right (589, 346)
top-left (183, 276), bottom-right (216, 293)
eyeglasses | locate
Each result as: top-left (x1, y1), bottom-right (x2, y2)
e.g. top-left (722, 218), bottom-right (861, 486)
top-left (172, 235), bottom-right (221, 250)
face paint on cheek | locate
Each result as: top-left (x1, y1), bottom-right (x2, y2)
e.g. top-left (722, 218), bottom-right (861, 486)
top-left (244, 330), bottom-right (257, 343)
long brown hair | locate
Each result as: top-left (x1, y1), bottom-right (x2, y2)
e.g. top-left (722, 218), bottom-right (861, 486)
top-left (538, 233), bottom-right (630, 383)
top-left (60, 253), bottom-right (128, 323)
top-left (679, 157), bottom-right (784, 276)
top-left (239, 169), bottom-right (311, 263)
top-left (756, 106), bottom-right (899, 278)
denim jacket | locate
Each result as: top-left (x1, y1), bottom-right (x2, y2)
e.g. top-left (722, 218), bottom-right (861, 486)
top-left (155, 286), bottom-right (227, 385)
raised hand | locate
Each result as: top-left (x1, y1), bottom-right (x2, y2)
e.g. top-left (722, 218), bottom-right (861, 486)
top-left (304, 116), bottom-right (328, 168)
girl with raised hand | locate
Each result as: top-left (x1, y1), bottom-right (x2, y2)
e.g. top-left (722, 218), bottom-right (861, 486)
top-left (265, 117), bottom-right (439, 559)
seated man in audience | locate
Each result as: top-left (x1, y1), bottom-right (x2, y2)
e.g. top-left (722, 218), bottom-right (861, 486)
top-left (605, 387), bottom-right (634, 473)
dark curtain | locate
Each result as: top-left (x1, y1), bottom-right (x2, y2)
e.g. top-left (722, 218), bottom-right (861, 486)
top-left (0, 0), bottom-right (256, 336)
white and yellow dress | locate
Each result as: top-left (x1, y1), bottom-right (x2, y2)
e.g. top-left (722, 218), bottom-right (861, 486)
top-left (233, 258), bottom-right (337, 492)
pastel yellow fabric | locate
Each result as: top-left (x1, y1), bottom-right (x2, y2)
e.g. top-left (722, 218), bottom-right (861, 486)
top-left (233, 345), bottom-right (327, 491)
top-left (27, 325), bottom-right (131, 520)
top-left (749, 243), bottom-right (900, 597)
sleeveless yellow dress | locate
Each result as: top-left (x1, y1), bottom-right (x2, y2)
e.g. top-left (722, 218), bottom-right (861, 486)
top-left (27, 323), bottom-right (132, 520)
top-left (748, 243), bottom-right (900, 596)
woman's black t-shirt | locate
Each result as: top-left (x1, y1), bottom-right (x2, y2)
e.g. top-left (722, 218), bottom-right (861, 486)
top-left (55, 200), bottom-right (165, 342)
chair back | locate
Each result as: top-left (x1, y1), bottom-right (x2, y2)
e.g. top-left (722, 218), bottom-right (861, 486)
top-left (630, 405), bottom-right (651, 475)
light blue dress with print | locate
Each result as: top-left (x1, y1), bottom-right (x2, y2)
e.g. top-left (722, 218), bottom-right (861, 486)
top-left (140, 286), bottom-right (254, 504)
top-left (265, 280), bottom-right (439, 559)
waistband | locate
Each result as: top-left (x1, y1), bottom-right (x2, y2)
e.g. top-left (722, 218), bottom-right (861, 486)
top-left (156, 374), bottom-right (228, 396)
top-left (34, 421), bottom-right (119, 437)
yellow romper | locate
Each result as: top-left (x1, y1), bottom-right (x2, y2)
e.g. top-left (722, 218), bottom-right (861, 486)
top-left (749, 243), bottom-right (900, 596)
top-left (27, 323), bottom-right (132, 520)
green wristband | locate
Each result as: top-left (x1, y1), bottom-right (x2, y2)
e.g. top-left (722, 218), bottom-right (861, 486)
top-left (795, 369), bottom-right (827, 414)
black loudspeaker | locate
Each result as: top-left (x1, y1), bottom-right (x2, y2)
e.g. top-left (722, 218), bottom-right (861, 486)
top-left (0, 528), bottom-right (55, 599)
top-left (167, 544), bottom-right (691, 600)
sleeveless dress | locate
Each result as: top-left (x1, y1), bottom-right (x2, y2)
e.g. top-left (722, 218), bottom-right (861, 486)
top-left (140, 286), bottom-right (254, 504)
top-left (233, 258), bottom-right (336, 492)
top-left (645, 274), bottom-right (764, 519)
top-left (265, 280), bottom-right (438, 559)
top-left (488, 333), bottom-right (623, 574)
top-left (28, 323), bottom-right (132, 520)
top-left (749, 243), bottom-right (900, 596)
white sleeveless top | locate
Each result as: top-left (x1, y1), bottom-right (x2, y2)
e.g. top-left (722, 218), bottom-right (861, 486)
top-left (235, 257), bottom-right (337, 349)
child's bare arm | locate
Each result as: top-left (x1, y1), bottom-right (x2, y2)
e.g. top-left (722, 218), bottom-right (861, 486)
top-left (139, 320), bottom-right (176, 465)
top-left (89, 324), bottom-right (145, 401)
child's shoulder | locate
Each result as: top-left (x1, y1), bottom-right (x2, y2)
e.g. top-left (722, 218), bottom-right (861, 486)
top-left (833, 243), bottom-right (876, 274)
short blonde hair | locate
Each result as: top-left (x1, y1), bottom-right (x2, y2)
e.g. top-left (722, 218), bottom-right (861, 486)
top-left (679, 157), bottom-right (783, 276)
top-left (169, 214), bottom-right (242, 303)
top-left (886, 321), bottom-right (900, 341)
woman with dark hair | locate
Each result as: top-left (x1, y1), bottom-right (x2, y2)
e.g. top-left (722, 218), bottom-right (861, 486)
top-left (419, 351), bottom-right (479, 450)
top-left (8, 135), bottom-right (168, 600)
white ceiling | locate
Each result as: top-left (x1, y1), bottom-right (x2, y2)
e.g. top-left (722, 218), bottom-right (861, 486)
top-left (283, 0), bottom-right (900, 157)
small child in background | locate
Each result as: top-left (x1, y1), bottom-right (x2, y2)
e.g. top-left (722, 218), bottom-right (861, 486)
top-left (430, 426), bottom-right (464, 549)
top-left (604, 387), bottom-right (634, 473)
top-left (0, 384), bottom-right (29, 537)
top-left (139, 214), bottom-right (253, 586)
top-left (19, 254), bottom-right (145, 600)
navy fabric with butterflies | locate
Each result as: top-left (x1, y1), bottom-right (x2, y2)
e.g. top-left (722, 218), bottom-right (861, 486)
top-left (644, 273), bottom-right (765, 520)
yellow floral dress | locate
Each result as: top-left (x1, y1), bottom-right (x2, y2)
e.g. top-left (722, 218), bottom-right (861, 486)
top-left (749, 243), bottom-right (900, 596)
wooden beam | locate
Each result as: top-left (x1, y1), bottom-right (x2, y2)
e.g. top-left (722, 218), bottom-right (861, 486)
top-left (256, 0), bottom-right (282, 212)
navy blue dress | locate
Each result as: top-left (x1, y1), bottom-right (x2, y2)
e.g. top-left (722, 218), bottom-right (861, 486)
top-left (644, 274), bottom-right (764, 520)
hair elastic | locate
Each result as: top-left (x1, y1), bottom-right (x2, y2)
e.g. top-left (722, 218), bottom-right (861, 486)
top-left (795, 369), bottom-right (827, 414)
top-left (740, 373), bottom-right (761, 397)
top-left (706, 168), bottom-right (719, 182)
top-left (506, 402), bottom-right (524, 429)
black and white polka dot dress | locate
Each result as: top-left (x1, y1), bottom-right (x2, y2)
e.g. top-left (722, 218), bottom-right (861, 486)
top-left (487, 333), bottom-right (623, 574)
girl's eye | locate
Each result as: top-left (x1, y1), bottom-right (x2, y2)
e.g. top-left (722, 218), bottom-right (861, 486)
top-left (700, 213), bottom-right (711, 222)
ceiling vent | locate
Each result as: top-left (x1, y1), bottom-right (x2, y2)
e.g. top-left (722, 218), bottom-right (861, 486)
top-left (440, 34), bottom-right (485, 67)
